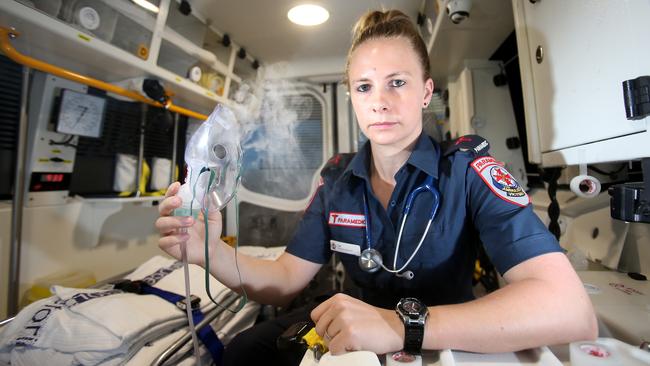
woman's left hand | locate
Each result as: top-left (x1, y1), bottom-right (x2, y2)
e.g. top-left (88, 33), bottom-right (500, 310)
top-left (310, 293), bottom-right (404, 355)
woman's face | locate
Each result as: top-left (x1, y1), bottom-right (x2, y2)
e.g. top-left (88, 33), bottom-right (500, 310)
top-left (348, 37), bottom-right (433, 148)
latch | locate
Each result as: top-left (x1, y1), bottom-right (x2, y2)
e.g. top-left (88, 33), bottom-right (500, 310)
top-left (623, 76), bottom-right (650, 120)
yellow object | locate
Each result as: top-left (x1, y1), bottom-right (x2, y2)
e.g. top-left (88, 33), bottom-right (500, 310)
top-left (303, 327), bottom-right (328, 352)
top-left (199, 71), bottom-right (225, 96)
top-left (474, 259), bottom-right (484, 281)
top-left (221, 236), bottom-right (237, 247)
top-left (0, 27), bottom-right (208, 121)
top-left (137, 44), bottom-right (149, 60)
top-left (21, 270), bottom-right (96, 308)
top-left (118, 161), bottom-right (179, 197)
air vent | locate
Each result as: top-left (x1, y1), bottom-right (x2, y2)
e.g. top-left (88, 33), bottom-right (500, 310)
top-left (0, 55), bottom-right (21, 152)
top-left (0, 54), bottom-right (22, 198)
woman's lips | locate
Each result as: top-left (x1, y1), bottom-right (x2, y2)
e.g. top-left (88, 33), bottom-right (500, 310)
top-left (369, 121), bottom-right (398, 129)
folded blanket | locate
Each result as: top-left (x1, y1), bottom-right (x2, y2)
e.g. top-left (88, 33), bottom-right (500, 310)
top-left (1, 257), bottom-right (227, 365)
top-left (0, 247), bottom-right (285, 366)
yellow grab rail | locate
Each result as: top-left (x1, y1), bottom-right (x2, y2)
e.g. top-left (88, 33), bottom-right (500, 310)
top-left (0, 27), bottom-right (209, 120)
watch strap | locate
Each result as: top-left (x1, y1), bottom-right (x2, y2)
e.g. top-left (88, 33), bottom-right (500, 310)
top-left (403, 322), bottom-right (424, 354)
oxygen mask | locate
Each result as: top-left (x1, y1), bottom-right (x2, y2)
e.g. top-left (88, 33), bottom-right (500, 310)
top-left (175, 104), bottom-right (242, 218)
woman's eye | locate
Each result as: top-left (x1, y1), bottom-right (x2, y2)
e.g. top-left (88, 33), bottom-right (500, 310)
top-left (356, 84), bottom-right (371, 93)
top-left (390, 79), bottom-right (406, 87)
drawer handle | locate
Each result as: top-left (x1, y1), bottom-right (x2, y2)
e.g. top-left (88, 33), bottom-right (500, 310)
top-left (529, 0), bottom-right (540, 3)
top-left (536, 45), bottom-right (544, 64)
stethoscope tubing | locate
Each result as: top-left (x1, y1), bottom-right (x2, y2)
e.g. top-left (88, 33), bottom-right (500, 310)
top-left (361, 175), bottom-right (440, 276)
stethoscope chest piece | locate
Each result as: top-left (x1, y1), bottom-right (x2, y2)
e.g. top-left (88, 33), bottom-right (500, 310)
top-left (359, 248), bottom-right (383, 273)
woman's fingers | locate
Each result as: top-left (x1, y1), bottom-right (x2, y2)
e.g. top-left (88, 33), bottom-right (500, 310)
top-left (158, 195), bottom-right (182, 216)
top-left (159, 182), bottom-right (182, 216)
top-left (159, 232), bottom-right (190, 247)
top-left (155, 216), bottom-right (194, 235)
top-left (165, 181), bottom-right (181, 198)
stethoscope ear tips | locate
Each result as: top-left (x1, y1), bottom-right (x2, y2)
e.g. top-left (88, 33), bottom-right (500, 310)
top-left (396, 271), bottom-right (415, 280)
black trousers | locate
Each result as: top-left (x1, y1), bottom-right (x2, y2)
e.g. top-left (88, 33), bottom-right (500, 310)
top-left (222, 304), bottom-right (318, 366)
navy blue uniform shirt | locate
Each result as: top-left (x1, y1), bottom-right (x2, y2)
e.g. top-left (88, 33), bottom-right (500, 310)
top-left (286, 133), bottom-right (561, 309)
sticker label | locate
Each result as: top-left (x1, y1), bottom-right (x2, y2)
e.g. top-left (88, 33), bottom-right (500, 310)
top-left (609, 282), bottom-right (644, 295)
top-left (328, 212), bottom-right (366, 228)
top-left (471, 156), bottom-right (529, 207)
top-left (330, 240), bottom-right (361, 256)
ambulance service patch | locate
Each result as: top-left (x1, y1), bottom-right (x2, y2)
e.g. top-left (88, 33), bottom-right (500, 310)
top-left (471, 156), bottom-right (530, 207)
top-left (328, 212), bottom-right (366, 228)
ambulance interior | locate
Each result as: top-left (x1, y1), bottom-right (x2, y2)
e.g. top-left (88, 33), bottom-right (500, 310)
top-left (0, 0), bottom-right (649, 365)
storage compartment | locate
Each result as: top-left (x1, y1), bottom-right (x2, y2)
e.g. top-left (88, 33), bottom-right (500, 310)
top-left (110, 15), bottom-right (153, 60)
top-left (55, 0), bottom-right (155, 59)
top-left (228, 79), bottom-right (240, 100)
top-left (203, 28), bottom-right (232, 68)
top-left (25, 0), bottom-right (62, 17)
top-left (191, 62), bottom-right (226, 96)
top-left (513, 0), bottom-right (650, 164)
top-left (158, 39), bottom-right (198, 79)
top-left (58, 0), bottom-right (119, 42)
top-left (166, 2), bottom-right (206, 47)
top-left (234, 53), bottom-right (258, 82)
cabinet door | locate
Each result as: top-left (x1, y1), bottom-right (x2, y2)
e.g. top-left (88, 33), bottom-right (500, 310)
top-left (521, 0), bottom-right (649, 152)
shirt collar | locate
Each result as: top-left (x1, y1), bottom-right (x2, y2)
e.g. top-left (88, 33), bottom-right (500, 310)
top-left (343, 133), bottom-right (440, 181)
top-left (408, 132), bottom-right (440, 179)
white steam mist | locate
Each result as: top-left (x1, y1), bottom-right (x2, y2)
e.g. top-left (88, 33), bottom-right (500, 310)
top-left (230, 65), bottom-right (321, 200)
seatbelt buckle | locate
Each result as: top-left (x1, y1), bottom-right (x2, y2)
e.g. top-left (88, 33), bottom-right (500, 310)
top-left (176, 294), bottom-right (201, 310)
top-left (302, 328), bottom-right (328, 360)
top-left (277, 321), bottom-right (328, 361)
top-left (277, 321), bottom-right (312, 351)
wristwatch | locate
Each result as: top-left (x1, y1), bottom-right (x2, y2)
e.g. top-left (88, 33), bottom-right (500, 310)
top-left (395, 297), bottom-right (428, 354)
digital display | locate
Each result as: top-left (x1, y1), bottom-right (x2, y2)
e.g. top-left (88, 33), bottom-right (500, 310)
top-left (30, 172), bottom-right (71, 192)
top-left (40, 173), bottom-right (65, 183)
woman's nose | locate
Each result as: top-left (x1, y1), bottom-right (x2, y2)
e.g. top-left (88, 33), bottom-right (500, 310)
top-left (371, 90), bottom-right (390, 112)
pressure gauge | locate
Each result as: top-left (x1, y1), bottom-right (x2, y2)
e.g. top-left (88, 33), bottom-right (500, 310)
top-left (56, 89), bottom-right (106, 138)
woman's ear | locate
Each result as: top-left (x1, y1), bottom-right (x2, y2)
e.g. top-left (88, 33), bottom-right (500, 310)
top-left (423, 78), bottom-right (434, 108)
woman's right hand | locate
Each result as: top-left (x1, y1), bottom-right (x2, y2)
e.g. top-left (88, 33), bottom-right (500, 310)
top-left (155, 181), bottom-right (223, 267)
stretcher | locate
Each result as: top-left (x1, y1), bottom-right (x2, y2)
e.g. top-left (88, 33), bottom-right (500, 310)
top-left (0, 246), bottom-right (285, 366)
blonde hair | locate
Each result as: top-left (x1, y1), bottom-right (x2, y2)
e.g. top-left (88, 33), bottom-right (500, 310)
top-left (345, 10), bottom-right (431, 84)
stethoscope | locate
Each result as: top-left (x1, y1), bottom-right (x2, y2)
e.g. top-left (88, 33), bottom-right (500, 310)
top-left (358, 174), bottom-right (440, 280)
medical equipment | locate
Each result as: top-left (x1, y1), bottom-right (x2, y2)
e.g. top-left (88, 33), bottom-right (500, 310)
top-left (173, 104), bottom-right (242, 363)
top-left (22, 73), bottom-right (88, 207)
top-left (358, 175), bottom-right (440, 280)
top-left (175, 104), bottom-right (242, 218)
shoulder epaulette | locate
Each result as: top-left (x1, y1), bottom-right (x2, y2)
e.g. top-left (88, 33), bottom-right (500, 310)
top-left (441, 135), bottom-right (490, 157)
top-left (320, 153), bottom-right (355, 182)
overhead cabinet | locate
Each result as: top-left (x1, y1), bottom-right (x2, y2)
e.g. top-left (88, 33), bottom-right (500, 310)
top-left (512, 0), bottom-right (650, 166)
top-left (2, 0), bottom-right (260, 113)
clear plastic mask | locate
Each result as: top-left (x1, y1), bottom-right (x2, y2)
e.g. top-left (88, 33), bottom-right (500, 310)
top-left (176, 105), bottom-right (242, 216)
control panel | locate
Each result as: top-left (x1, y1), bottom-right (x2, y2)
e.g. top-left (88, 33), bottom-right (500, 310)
top-left (25, 73), bottom-right (103, 206)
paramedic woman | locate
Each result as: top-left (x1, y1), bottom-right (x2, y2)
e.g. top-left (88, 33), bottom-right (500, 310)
top-left (155, 9), bottom-right (597, 365)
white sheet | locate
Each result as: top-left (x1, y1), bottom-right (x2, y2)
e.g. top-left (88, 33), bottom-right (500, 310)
top-left (0, 246), bottom-right (286, 366)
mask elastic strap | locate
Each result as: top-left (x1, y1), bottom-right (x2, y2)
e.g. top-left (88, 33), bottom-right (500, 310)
top-left (199, 168), bottom-right (248, 313)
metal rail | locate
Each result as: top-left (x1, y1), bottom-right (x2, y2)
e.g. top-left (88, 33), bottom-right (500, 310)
top-left (7, 66), bottom-right (30, 316)
top-left (151, 292), bottom-right (241, 366)
top-left (0, 27), bottom-right (209, 121)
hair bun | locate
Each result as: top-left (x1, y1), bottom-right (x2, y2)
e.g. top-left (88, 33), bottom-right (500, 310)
top-left (345, 9), bottom-right (431, 82)
top-left (351, 10), bottom-right (412, 42)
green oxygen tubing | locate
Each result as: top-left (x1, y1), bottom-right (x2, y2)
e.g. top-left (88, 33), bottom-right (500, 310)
top-left (173, 104), bottom-right (247, 362)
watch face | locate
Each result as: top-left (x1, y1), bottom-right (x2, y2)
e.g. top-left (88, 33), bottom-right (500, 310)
top-left (402, 299), bottom-right (421, 314)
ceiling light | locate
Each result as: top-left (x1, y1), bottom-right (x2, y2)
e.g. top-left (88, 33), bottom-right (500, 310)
top-left (288, 4), bottom-right (329, 26)
top-left (132, 0), bottom-right (160, 13)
